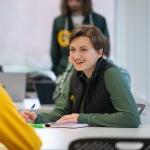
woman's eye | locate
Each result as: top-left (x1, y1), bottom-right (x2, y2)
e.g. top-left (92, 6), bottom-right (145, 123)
top-left (80, 48), bottom-right (88, 52)
top-left (69, 48), bottom-right (75, 52)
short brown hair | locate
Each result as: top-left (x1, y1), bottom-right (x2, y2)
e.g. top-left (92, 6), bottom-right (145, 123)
top-left (69, 25), bottom-right (106, 52)
top-left (61, 0), bottom-right (92, 16)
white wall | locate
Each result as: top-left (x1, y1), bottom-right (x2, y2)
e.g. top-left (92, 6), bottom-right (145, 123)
top-left (147, 0), bottom-right (150, 102)
top-left (1, 0), bottom-right (149, 102)
top-left (0, 0), bottom-right (60, 71)
top-left (115, 0), bottom-right (150, 102)
top-left (93, 0), bottom-right (115, 55)
top-left (0, 0), bottom-right (114, 72)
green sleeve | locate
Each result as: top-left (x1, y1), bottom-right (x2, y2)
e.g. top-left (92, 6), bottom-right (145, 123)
top-left (35, 79), bottom-right (70, 123)
top-left (78, 68), bottom-right (140, 128)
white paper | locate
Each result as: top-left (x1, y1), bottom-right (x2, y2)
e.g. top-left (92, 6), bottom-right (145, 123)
top-left (45, 122), bottom-right (89, 129)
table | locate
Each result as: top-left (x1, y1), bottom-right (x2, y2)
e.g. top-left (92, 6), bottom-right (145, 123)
top-left (35, 124), bottom-right (150, 150)
top-left (17, 99), bottom-right (150, 149)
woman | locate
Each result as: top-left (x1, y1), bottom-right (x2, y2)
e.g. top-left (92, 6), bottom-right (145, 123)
top-left (21, 25), bottom-right (140, 127)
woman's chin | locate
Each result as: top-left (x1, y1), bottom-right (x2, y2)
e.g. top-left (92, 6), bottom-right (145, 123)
top-left (74, 66), bottom-right (83, 71)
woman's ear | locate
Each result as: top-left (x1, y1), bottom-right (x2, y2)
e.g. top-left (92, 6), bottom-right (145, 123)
top-left (97, 49), bottom-right (103, 58)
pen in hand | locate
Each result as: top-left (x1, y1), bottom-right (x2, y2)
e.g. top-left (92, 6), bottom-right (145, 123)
top-left (26, 104), bottom-right (36, 123)
top-left (30, 104), bottom-right (35, 110)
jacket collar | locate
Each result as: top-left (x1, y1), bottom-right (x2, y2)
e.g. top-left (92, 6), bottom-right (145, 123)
top-left (76, 57), bottom-right (106, 80)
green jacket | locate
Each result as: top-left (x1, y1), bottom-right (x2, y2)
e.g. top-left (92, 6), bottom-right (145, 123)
top-left (35, 61), bottom-right (140, 128)
top-left (50, 12), bottom-right (109, 76)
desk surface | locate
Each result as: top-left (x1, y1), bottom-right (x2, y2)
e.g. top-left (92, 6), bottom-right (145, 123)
top-left (35, 125), bottom-right (150, 150)
top-left (18, 99), bottom-right (150, 149)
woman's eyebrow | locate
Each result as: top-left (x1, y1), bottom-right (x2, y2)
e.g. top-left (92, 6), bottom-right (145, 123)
top-left (79, 45), bottom-right (88, 48)
top-left (69, 45), bottom-right (88, 49)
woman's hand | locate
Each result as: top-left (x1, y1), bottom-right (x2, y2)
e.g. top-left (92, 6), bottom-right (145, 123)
top-left (20, 110), bottom-right (37, 123)
top-left (56, 113), bottom-right (79, 123)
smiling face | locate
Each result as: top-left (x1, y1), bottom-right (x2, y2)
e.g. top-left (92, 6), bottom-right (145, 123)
top-left (69, 36), bottom-right (102, 78)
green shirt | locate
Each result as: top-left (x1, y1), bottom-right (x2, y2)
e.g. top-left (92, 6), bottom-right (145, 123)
top-left (35, 67), bottom-right (140, 128)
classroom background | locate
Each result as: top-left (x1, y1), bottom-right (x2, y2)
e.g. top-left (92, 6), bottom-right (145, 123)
top-left (0, 0), bottom-right (150, 104)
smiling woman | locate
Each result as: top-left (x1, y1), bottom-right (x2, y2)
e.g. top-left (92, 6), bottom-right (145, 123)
top-left (20, 25), bottom-right (140, 128)
top-left (69, 26), bottom-right (104, 78)
top-left (56, 25), bottom-right (140, 127)
top-left (69, 37), bottom-right (102, 78)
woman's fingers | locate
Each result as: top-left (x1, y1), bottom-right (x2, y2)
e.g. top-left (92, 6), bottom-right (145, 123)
top-left (20, 111), bottom-right (37, 122)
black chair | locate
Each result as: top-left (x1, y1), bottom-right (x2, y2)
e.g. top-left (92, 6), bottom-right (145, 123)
top-left (0, 65), bottom-right (3, 72)
top-left (68, 138), bottom-right (150, 150)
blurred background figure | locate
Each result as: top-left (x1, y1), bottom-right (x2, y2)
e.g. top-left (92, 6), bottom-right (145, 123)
top-left (50, 0), bottom-right (110, 76)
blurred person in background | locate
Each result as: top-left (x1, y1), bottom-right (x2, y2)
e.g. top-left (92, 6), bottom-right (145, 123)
top-left (51, 0), bottom-right (110, 76)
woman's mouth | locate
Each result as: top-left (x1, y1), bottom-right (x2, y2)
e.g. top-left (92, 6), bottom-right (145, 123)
top-left (75, 60), bottom-right (84, 65)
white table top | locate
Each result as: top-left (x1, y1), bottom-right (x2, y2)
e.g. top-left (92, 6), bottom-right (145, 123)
top-left (17, 99), bottom-right (150, 149)
top-left (35, 125), bottom-right (150, 150)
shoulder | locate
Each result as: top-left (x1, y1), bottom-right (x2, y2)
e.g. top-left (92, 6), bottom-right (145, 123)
top-left (91, 12), bottom-right (108, 32)
top-left (104, 67), bottom-right (122, 80)
top-left (53, 15), bottom-right (66, 25)
top-left (104, 67), bottom-right (130, 82)
top-left (92, 12), bottom-right (106, 21)
top-left (104, 67), bottom-right (130, 90)
top-left (54, 15), bottom-right (65, 21)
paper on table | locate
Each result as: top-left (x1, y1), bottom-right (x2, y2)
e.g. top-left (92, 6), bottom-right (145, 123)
top-left (45, 122), bottom-right (89, 129)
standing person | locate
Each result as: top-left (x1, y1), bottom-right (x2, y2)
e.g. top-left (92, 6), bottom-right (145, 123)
top-left (21, 25), bottom-right (140, 128)
top-left (0, 85), bottom-right (42, 150)
top-left (51, 0), bottom-right (110, 76)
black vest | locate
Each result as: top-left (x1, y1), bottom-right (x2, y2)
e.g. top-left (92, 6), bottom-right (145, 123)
top-left (69, 58), bottom-right (117, 114)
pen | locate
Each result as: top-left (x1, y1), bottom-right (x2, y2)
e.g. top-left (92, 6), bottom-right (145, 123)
top-left (30, 104), bottom-right (35, 110)
top-left (45, 122), bottom-right (56, 127)
top-left (45, 123), bottom-right (52, 127)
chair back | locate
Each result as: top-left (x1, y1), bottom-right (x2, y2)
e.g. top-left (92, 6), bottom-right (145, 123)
top-left (137, 103), bottom-right (146, 115)
top-left (68, 138), bottom-right (150, 150)
top-left (0, 65), bottom-right (3, 72)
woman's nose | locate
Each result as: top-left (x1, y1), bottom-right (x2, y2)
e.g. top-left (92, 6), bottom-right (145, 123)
top-left (73, 51), bottom-right (81, 59)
